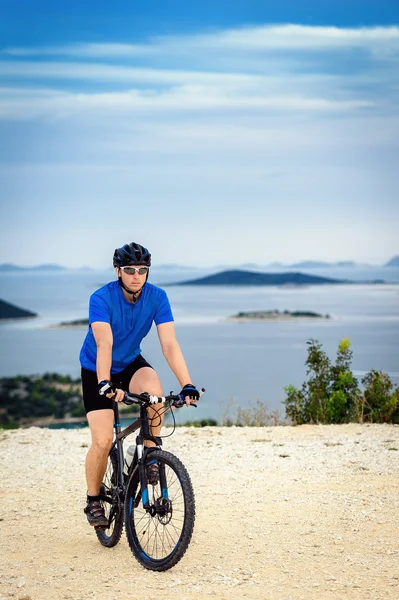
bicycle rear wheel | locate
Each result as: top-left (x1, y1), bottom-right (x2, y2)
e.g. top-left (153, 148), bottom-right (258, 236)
top-left (125, 449), bottom-right (195, 571)
top-left (96, 447), bottom-right (124, 548)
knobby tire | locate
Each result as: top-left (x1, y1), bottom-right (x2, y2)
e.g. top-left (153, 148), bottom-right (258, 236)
top-left (124, 449), bottom-right (195, 571)
top-left (95, 447), bottom-right (124, 548)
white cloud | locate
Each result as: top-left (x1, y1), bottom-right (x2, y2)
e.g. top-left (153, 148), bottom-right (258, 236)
top-left (193, 24), bottom-right (399, 51)
top-left (3, 24), bottom-right (399, 57)
top-left (0, 23), bottom-right (398, 265)
top-left (0, 84), bottom-right (374, 121)
top-left (0, 60), bottom-right (258, 85)
top-left (0, 23), bottom-right (396, 124)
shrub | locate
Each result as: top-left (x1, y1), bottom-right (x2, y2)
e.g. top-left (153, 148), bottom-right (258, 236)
top-left (304, 339), bottom-right (331, 422)
top-left (223, 398), bottom-right (287, 426)
top-left (180, 419), bottom-right (218, 427)
top-left (357, 370), bottom-right (399, 423)
top-left (329, 338), bottom-right (361, 423)
top-left (284, 338), bottom-right (398, 425)
top-left (282, 384), bottom-right (307, 425)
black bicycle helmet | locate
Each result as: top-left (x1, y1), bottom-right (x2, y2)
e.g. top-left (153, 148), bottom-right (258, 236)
top-left (113, 242), bottom-right (151, 268)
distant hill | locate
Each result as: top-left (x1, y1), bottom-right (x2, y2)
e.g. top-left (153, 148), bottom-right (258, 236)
top-left (288, 260), bottom-right (366, 269)
top-left (155, 264), bottom-right (198, 270)
top-left (335, 261), bottom-right (359, 267)
top-left (384, 256), bottom-right (399, 267)
top-left (289, 261), bottom-right (332, 269)
top-left (0, 263), bottom-right (66, 272)
top-left (0, 299), bottom-right (37, 319)
top-left (165, 270), bottom-right (347, 286)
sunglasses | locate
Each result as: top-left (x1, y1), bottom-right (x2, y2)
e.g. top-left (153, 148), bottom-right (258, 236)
top-left (120, 266), bottom-right (149, 275)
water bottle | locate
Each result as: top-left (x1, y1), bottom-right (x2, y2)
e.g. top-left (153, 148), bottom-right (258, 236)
top-left (124, 444), bottom-right (136, 475)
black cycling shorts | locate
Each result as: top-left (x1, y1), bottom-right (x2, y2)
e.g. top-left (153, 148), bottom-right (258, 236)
top-left (81, 354), bottom-right (153, 414)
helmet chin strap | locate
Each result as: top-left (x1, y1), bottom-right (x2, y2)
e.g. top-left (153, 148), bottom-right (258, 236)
top-left (118, 277), bottom-right (143, 302)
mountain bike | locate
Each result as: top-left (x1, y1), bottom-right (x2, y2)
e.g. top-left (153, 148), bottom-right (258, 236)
top-left (94, 388), bottom-right (204, 571)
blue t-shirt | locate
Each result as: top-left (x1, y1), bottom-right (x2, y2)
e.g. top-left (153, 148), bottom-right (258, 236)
top-left (79, 281), bottom-right (174, 373)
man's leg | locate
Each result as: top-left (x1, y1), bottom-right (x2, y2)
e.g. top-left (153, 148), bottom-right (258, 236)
top-left (129, 367), bottom-right (163, 447)
top-left (85, 408), bottom-right (114, 495)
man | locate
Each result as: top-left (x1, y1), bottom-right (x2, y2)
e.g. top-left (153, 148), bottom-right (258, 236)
top-left (79, 242), bottom-right (200, 527)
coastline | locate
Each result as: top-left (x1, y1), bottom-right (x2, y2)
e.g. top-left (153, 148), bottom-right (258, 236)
top-left (224, 315), bottom-right (330, 322)
top-left (45, 323), bottom-right (88, 329)
top-left (47, 313), bottom-right (332, 328)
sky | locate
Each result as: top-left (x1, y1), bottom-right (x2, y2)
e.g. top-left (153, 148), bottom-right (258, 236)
top-left (0, 1), bottom-right (398, 268)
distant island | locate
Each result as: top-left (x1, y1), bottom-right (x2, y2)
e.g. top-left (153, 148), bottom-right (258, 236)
top-left (164, 270), bottom-right (347, 286)
top-left (156, 264), bottom-right (199, 270)
top-left (49, 318), bottom-right (89, 328)
top-left (385, 256), bottom-right (399, 267)
top-left (0, 256), bottom-right (398, 272)
top-left (227, 310), bottom-right (331, 322)
top-left (0, 263), bottom-right (67, 272)
top-left (0, 299), bottom-right (37, 320)
top-left (287, 260), bottom-right (360, 269)
top-left (289, 258), bottom-right (398, 268)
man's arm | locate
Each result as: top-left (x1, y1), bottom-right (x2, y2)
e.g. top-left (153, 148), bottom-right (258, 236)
top-left (157, 321), bottom-right (192, 386)
top-left (91, 321), bottom-right (124, 402)
top-left (91, 321), bottom-right (114, 383)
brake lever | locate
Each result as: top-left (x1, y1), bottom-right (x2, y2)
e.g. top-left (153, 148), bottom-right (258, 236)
top-left (174, 399), bottom-right (197, 408)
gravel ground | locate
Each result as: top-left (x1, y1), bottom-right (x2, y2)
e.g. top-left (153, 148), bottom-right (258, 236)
top-left (1, 423), bottom-right (398, 600)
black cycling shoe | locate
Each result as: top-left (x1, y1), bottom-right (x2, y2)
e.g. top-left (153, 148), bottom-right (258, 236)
top-left (84, 500), bottom-right (108, 527)
top-left (146, 463), bottom-right (160, 486)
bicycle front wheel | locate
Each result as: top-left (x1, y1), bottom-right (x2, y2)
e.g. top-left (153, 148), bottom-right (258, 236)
top-left (96, 447), bottom-right (124, 548)
top-left (125, 449), bottom-right (195, 571)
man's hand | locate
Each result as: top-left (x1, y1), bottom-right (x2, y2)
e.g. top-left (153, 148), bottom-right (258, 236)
top-left (180, 384), bottom-right (200, 406)
top-left (98, 380), bottom-right (124, 402)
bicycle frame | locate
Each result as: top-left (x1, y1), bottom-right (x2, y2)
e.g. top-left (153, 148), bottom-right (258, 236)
top-left (102, 387), bottom-right (203, 516)
top-left (110, 401), bottom-right (163, 511)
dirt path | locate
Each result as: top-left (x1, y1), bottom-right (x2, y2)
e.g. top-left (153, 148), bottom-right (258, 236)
top-left (1, 424), bottom-right (398, 600)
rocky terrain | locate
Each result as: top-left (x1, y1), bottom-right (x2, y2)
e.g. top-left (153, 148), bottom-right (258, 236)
top-left (1, 423), bottom-right (398, 600)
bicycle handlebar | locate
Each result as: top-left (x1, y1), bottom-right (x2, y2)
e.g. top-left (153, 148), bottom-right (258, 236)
top-left (122, 388), bottom-right (205, 409)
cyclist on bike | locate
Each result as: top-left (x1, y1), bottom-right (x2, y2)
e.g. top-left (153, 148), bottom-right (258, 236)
top-left (79, 242), bottom-right (200, 527)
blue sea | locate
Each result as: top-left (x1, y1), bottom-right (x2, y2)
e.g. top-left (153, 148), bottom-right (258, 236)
top-left (1, 265), bottom-right (398, 423)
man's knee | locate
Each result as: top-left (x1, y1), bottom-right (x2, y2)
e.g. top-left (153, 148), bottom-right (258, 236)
top-left (91, 434), bottom-right (113, 454)
top-left (130, 367), bottom-right (162, 395)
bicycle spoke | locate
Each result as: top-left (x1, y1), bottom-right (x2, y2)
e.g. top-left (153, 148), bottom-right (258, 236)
top-left (125, 450), bottom-right (195, 569)
top-left (95, 448), bottom-right (124, 548)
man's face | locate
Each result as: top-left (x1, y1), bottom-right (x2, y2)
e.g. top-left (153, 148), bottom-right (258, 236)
top-left (116, 265), bottom-right (149, 292)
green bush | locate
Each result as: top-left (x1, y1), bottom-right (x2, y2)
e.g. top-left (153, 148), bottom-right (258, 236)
top-left (357, 370), bottom-right (399, 423)
top-left (304, 339), bottom-right (331, 422)
top-left (180, 419), bottom-right (218, 427)
top-left (284, 339), bottom-right (398, 425)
